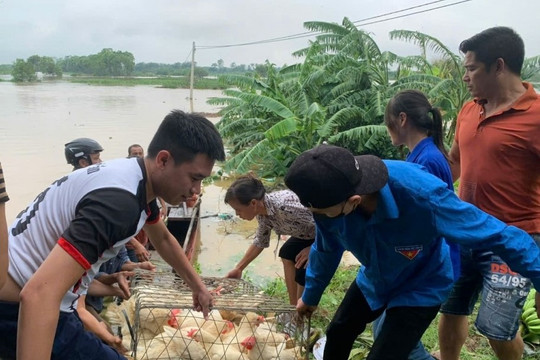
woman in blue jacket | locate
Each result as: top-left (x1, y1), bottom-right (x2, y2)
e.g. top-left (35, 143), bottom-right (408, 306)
top-left (374, 90), bottom-right (460, 359)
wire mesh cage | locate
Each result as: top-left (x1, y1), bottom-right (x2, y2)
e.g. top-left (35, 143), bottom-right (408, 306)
top-left (106, 271), bottom-right (310, 359)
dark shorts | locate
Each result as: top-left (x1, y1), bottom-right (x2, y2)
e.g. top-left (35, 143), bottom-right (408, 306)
top-left (0, 301), bottom-right (125, 360)
top-left (278, 236), bottom-right (314, 286)
top-left (440, 233), bottom-right (540, 340)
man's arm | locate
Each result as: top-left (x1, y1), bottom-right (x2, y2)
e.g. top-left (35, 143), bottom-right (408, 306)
top-left (121, 261), bottom-right (156, 272)
top-left (448, 140), bottom-right (461, 183)
top-left (0, 203), bottom-right (8, 288)
top-left (301, 226), bottom-right (343, 307)
top-left (432, 187), bottom-right (540, 287)
top-left (77, 294), bottom-right (127, 353)
top-left (87, 272), bottom-right (132, 299)
top-left (144, 219), bottom-right (213, 317)
top-left (17, 244), bottom-right (86, 360)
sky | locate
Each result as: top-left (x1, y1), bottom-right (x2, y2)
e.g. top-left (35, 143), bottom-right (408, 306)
top-left (1, 0), bottom-right (539, 68)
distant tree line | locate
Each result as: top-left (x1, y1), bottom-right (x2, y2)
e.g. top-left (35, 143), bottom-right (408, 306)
top-left (6, 48), bottom-right (271, 83)
top-left (10, 48), bottom-right (135, 81)
top-left (132, 60), bottom-right (269, 78)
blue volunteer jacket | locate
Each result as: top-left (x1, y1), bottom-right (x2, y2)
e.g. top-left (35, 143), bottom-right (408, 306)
top-left (303, 160), bottom-right (540, 310)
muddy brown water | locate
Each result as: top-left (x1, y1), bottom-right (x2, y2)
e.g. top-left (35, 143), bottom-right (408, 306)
top-left (0, 80), bottom-right (285, 287)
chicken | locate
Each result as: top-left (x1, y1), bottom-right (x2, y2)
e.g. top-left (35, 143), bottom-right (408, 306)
top-left (253, 326), bottom-right (289, 348)
top-left (139, 307), bottom-right (171, 335)
top-left (169, 308), bottom-right (231, 336)
top-left (188, 327), bottom-right (248, 360)
top-left (241, 336), bottom-right (299, 360)
top-left (219, 309), bottom-right (244, 324)
top-left (137, 325), bottom-right (207, 360)
top-left (221, 312), bottom-right (265, 351)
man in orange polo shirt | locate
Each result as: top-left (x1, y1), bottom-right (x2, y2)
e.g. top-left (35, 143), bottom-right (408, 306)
top-left (438, 27), bottom-right (540, 360)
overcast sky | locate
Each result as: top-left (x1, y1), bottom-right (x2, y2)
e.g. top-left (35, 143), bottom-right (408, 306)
top-left (1, 0), bottom-right (539, 67)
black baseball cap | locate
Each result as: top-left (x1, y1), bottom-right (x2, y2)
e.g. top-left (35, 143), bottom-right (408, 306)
top-left (284, 144), bottom-right (388, 208)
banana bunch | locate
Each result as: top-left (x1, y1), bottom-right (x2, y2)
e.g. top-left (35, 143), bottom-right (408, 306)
top-left (521, 289), bottom-right (540, 343)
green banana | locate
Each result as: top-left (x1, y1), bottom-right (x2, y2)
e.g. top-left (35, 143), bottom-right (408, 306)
top-left (526, 318), bottom-right (540, 328)
top-left (524, 298), bottom-right (536, 310)
top-left (526, 316), bottom-right (539, 326)
top-left (522, 307), bottom-right (537, 320)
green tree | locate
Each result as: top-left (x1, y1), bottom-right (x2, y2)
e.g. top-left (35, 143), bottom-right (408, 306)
top-left (60, 49), bottom-right (134, 76)
top-left (38, 56), bottom-right (62, 77)
top-left (11, 59), bottom-right (37, 82)
top-left (193, 67), bottom-right (209, 79)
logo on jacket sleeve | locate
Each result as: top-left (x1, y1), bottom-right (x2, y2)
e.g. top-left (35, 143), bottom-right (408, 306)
top-left (395, 245), bottom-right (423, 260)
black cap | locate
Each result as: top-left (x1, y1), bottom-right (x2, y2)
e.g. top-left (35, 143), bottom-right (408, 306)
top-left (284, 144), bottom-right (388, 208)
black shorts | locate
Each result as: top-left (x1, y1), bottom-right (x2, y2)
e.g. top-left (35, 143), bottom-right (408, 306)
top-left (278, 237), bottom-right (314, 286)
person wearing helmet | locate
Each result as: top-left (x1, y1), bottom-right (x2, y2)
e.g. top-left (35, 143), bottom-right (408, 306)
top-left (64, 137), bottom-right (104, 170)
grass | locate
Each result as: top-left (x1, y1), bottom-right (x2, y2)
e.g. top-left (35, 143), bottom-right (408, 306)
top-left (261, 265), bottom-right (540, 360)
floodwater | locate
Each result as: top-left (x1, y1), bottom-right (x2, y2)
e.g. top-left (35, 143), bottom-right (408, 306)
top-left (0, 79), bottom-right (284, 287)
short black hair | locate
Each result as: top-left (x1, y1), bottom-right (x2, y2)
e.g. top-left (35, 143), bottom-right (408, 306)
top-left (147, 110), bottom-right (225, 164)
top-left (459, 26), bottom-right (524, 75)
top-left (128, 144), bottom-right (142, 156)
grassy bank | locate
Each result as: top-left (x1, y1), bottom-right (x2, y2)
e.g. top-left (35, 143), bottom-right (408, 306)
top-left (261, 265), bottom-right (538, 360)
top-left (66, 75), bottom-right (227, 89)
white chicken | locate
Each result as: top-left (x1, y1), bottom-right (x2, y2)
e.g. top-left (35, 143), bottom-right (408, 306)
top-left (188, 327), bottom-right (248, 360)
top-left (169, 308), bottom-right (231, 337)
top-left (136, 325), bottom-right (208, 360)
top-left (139, 307), bottom-right (171, 336)
top-left (241, 335), bottom-right (300, 360)
top-left (221, 312), bottom-right (265, 352)
top-left (253, 326), bottom-right (289, 348)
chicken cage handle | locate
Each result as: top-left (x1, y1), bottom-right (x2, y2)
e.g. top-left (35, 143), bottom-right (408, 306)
top-left (122, 309), bottom-right (136, 347)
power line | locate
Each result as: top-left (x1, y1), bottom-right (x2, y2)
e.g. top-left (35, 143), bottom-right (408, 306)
top-left (182, 49), bottom-right (192, 64)
top-left (355, 0), bottom-right (471, 27)
top-left (197, 0), bottom-right (471, 50)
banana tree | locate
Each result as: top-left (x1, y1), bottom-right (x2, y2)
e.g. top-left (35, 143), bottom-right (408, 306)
top-left (389, 30), bottom-right (470, 143)
top-left (209, 61), bottom-right (331, 177)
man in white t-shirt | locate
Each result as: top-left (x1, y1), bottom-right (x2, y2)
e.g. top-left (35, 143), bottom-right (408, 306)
top-left (0, 110), bottom-right (225, 360)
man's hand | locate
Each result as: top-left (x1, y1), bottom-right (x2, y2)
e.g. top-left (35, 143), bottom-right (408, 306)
top-left (295, 247), bottom-right (311, 269)
top-left (104, 331), bottom-right (128, 354)
top-left (135, 245), bottom-right (150, 262)
top-left (192, 288), bottom-right (214, 319)
top-left (225, 268), bottom-right (242, 279)
top-left (97, 271), bottom-right (134, 299)
top-left (296, 298), bottom-right (317, 318)
top-left (113, 271), bottom-right (133, 299)
top-left (138, 261), bottom-right (157, 272)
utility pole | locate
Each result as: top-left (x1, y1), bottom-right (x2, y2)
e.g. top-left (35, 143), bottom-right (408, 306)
top-left (190, 41), bottom-right (195, 113)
